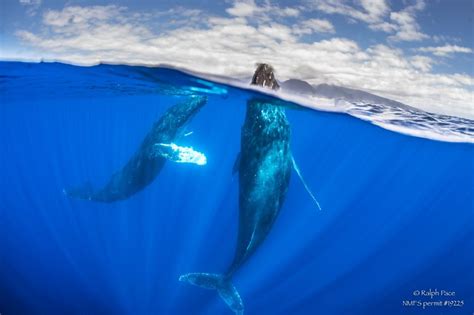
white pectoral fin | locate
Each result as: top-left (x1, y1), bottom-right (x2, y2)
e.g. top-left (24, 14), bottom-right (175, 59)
top-left (151, 142), bottom-right (207, 166)
top-left (292, 155), bottom-right (322, 211)
top-left (149, 143), bottom-right (173, 159)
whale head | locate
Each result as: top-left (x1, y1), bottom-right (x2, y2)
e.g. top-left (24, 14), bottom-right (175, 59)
top-left (251, 63), bottom-right (280, 91)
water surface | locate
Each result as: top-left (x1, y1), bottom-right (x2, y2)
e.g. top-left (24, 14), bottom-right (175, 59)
top-left (0, 62), bottom-right (472, 315)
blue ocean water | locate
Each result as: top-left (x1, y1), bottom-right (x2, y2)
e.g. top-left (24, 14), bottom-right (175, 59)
top-left (0, 61), bottom-right (473, 315)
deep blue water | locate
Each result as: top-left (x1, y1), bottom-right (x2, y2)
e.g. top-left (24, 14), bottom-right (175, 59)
top-left (0, 62), bottom-right (473, 315)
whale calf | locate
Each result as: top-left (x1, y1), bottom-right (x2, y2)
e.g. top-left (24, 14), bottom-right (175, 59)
top-left (180, 64), bottom-right (299, 314)
top-left (66, 95), bottom-right (207, 202)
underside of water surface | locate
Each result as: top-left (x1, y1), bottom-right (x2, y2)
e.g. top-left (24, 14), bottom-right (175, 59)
top-left (0, 61), bottom-right (473, 315)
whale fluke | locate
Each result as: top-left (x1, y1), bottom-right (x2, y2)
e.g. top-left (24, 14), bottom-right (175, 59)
top-left (179, 273), bottom-right (243, 315)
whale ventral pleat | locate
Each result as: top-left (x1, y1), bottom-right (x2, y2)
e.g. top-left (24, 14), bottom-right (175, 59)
top-left (251, 63), bottom-right (280, 91)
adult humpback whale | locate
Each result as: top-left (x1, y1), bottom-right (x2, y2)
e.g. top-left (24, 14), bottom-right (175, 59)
top-left (180, 64), bottom-right (316, 314)
top-left (66, 95), bottom-right (207, 202)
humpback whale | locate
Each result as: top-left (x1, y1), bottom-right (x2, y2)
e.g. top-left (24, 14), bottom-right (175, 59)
top-left (180, 64), bottom-right (305, 314)
top-left (66, 95), bottom-right (207, 202)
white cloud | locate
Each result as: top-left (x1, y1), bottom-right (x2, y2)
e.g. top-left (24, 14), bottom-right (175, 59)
top-left (226, 0), bottom-right (260, 17)
top-left (226, 0), bottom-right (300, 19)
top-left (279, 7), bottom-right (301, 17)
top-left (293, 19), bottom-right (335, 34)
top-left (433, 35), bottom-right (462, 44)
top-left (388, 0), bottom-right (429, 42)
top-left (409, 55), bottom-right (433, 72)
top-left (43, 5), bottom-right (123, 27)
top-left (369, 21), bottom-right (396, 32)
top-left (359, 0), bottom-right (390, 21)
top-left (19, 0), bottom-right (42, 16)
top-left (308, 0), bottom-right (389, 24)
top-left (308, 0), bottom-right (429, 42)
top-left (417, 45), bottom-right (473, 57)
top-left (258, 23), bottom-right (295, 41)
top-left (13, 4), bottom-right (474, 119)
top-left (19, 0), bottom-right (41, 5)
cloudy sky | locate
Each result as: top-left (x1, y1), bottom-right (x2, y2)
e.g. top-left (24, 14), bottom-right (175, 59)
top-left (1, 0), bottom-right (473, 117)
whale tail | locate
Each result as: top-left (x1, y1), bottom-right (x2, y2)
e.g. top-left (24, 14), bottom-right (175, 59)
top-left (179, 273), bottom-right (244, 315)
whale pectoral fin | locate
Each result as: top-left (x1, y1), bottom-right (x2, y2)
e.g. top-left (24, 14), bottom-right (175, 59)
top-left (232, 152), bottom-right (241, 175)
top-left (292, 155), bottom-right (322, 211)
top-left (179, 273), bottom-right (243, 315)
top-left (149, 143), bottom-right (172, 159)
top-left (150, 142), bottom-right (207, 166)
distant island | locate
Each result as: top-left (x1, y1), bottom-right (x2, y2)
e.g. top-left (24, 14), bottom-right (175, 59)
top-left (280, 79), bottom-right (415, 111)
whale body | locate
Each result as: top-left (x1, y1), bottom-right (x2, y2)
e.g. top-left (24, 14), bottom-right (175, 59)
top-left (180, 64), bottom-right (292, 314)
top-left (66, 95), bottom-right (207, 202)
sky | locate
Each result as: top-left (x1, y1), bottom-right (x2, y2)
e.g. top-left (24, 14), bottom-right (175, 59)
top-left (0, 0), bottom-right (473, 117)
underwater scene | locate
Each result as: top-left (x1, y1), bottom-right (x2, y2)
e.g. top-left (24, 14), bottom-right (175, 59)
top-left (0, 61), bottom-right (473, 315)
